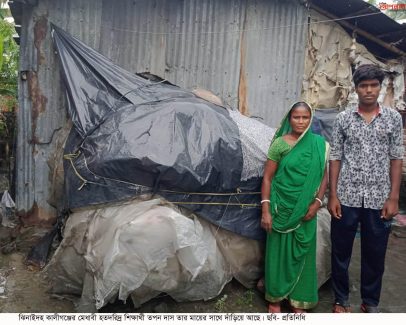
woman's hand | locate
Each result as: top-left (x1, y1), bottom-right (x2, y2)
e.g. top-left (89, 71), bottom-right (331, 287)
top-left (303, 200), bottom-right (320, 221)
top-left (261, 211), bottom-right (273, 233)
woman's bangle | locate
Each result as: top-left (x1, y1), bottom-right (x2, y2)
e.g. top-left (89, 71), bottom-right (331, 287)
top-left (261, 199), bottom-right (270, 204)
top-left (314, 197), bottom-right (323, 206)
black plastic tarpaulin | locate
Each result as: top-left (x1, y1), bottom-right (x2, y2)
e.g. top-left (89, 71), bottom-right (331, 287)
top-left (312, 108), bottom-right (340, 144)
top-left (51, 25), bottom-right (271, 240)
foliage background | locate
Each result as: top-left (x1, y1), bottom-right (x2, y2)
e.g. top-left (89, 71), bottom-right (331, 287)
top-left (0, 1), bottom-right (18, 140)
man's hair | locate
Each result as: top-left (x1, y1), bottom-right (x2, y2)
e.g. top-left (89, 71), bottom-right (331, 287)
top-left (353, 64), bottom-right (385, 86)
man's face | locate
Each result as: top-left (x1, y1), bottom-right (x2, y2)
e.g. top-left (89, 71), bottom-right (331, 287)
top-left (355, 79), bottom-right (381, 106)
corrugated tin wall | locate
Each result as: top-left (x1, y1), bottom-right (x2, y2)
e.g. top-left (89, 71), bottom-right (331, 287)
top-left (16, 0), bottom-right (307, 221)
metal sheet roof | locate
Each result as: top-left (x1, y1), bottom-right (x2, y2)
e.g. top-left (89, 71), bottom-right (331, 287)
top-left (309, 0), bottom-right (406, 59)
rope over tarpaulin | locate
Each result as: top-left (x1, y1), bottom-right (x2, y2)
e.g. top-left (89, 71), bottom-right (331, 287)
top-left (52, 24), bottom-right (270, 240)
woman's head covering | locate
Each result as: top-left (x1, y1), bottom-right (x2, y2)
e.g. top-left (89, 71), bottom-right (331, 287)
top-left (271, 101), bottom-right (314, 146)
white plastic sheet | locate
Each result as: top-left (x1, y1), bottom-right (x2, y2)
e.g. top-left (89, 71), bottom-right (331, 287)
top-left (0, 190), bottom-right (16, 228)
top-left (47, 199), bottom-right (235, 309)
top-left (1, 190), bottom-right (15, 208)
top-left (46, 199), bottom-right (331, 311)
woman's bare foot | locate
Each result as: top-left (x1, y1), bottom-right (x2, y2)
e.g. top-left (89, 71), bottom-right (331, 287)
top-left (268, 302), bottom-right (281, 313)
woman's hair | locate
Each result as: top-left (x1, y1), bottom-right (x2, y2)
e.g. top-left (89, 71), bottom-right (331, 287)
top-left (353, 64), bottom-right (385, 86)
top-left (288, 102), bottom-right (311, 120)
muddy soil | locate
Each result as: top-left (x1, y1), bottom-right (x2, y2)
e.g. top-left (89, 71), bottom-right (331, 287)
top-left (0, 226), bottom-right (75, 313)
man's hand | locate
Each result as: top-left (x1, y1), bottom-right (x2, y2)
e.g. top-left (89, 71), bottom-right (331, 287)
top-left (328, 194), bottom-right (342, 219)
top-left (261, 212), bottom-right (273, 233)
top-left (381, 198), bottom-right (399, 220)
top-left (303, 201), bottom-right (320, 221)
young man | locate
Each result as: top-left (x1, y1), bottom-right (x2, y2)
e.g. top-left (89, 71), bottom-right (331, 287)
top-left (328, 64), bottom-right (404, 313)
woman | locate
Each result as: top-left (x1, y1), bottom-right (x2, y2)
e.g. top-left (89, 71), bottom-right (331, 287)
top-left (261, 102), bottom-right (328, 313)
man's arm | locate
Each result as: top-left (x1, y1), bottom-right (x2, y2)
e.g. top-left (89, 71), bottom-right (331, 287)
top-left (328, 160), bottom-right (342, 219)
top-left (328, 114), bottom-right (344, 219)
top-left (382, 114), bottom-right (404, 219)
top-left (381, 159), bottom-right (402, 219)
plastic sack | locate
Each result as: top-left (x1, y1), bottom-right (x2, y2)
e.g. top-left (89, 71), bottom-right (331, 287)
top-left (46, 199), bottom-right (263, 310)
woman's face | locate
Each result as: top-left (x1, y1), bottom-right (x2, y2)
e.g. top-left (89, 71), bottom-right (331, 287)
top-left (289, 106), bottom-right (311, 135)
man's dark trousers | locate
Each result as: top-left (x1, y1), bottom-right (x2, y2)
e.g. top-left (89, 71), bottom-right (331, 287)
top-left (331, 204), bottom-right (391, 307)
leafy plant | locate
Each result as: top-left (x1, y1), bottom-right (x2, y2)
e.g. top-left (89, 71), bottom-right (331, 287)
top-left (236, 290), bottom-right (254, 308)
top-left (0, 2), bottom-right (18, 139)
top-left (0, 19), bottom-right (18, 96)
top-left (214, 294), bottom-right (228, 312)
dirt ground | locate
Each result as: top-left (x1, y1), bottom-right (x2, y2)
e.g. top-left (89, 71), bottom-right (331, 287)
top-left (1, 218), bottom-right (406, 314)
top-left (0, 226), bottom-right (74, 313)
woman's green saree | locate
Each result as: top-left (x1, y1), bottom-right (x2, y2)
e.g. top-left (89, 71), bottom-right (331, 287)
top-left (265, 103), bottom-right (327, 309)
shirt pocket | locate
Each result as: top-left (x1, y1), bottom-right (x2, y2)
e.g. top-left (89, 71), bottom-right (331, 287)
top-left (373, 124), bottom-right (391, 153)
